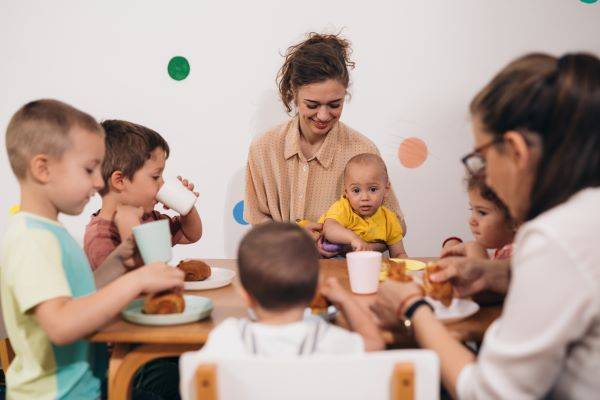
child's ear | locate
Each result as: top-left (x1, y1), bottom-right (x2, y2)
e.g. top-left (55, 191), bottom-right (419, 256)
top-left (29, 154), bottom-right (51, 183)
top-left (237, 286), bottom-right (257, 308)
top-left (110, 171), bottom-right (126, 192)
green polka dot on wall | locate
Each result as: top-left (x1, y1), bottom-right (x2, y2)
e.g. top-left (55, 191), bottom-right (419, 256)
top-left (580, 0), bottom-right (598, 4)
top-left (168, 56), bottom-right (190, 81)
top-left (398, 137), bottom-right (428, 168)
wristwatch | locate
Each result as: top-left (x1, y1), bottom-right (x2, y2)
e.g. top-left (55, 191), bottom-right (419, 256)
top-left (401, 299), bottom-right (434, 335)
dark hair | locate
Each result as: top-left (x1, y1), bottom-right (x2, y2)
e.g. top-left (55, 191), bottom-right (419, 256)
top-left (277, 32), bottom-right (355, 113)
top-left (99, 120), bottom-right (170, 196)
top-left (237, 222), bottom-right (319, 310)
top-left (470, 53), bottom-right (600, 221)
top-left (344, 153), bottom-right (389, 183)
top-left (6, 99), bottom-right (103, 179)
top-left (467, 174), bottom-right (511, 221)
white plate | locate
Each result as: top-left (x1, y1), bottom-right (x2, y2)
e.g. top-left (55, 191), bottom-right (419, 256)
top-left (121, 295), bottom-right (213, 326)
top-left (183, 266), bottom-right (236, 290)
top-left (427, 297), bottom-right (480, 323)
top-left (303, 305), bottom-right (339, 322)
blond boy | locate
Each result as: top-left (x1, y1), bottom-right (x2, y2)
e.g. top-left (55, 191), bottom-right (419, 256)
top-left (1, 99), bottom-right (183, 399)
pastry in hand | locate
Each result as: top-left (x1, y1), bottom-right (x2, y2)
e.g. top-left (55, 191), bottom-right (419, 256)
top-left (423, 263), bottom-right (453, 307)
top-left (177, 259), bottom-right (211, 281)
top-left (387, 259), bottom-right (413, 282)
top-left (143, 290), bottom-right (185, 314)
top-left (309, 291), bottom-right (331, 315)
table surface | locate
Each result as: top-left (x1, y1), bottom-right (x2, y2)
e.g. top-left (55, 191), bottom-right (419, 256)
top-left (90, 258), bottom-right (501, 346)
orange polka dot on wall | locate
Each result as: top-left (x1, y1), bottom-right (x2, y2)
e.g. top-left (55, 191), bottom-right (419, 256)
top-left (398, 137), bottom-right (428, 168)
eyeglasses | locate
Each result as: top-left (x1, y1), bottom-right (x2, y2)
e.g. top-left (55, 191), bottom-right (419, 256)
top-left (461, 136), bottom-right (503, 176)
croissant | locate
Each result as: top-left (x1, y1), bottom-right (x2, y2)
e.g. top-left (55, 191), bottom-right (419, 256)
top-left (422, 263), bottom-right (453, 307)
top-left (177, 259), bottom-right (211, 281)
top-left (309, 291), bottom-right (331, 315)
top-left (143, 290), bottom-right (185, 314)
top-left (387, 260), bottom-right (413, 282)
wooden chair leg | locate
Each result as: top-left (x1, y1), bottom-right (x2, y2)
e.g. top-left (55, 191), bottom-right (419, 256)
top-left (391, 362), bottom-right (414, 400)
top-left (108, 343), bottom-right (197, 400)
top-left (196, 364), bottom-right (217, 400)
top-left (0, 338), bottom-right (15, 372)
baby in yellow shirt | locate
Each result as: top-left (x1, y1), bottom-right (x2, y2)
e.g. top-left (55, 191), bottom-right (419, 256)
top-left (319, 153), bottom-right (408, 258)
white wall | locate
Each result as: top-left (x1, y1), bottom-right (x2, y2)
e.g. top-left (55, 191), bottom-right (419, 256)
top-left (1, 0), bottom-right (599, 260)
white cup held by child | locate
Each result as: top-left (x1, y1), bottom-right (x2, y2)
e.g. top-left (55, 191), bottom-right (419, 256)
top-left (346, 251), bottom-right (382, 294)
top-left (156, 178), bottom-right (197, 216)
top-left (132, 219), bottom-right (172, 264)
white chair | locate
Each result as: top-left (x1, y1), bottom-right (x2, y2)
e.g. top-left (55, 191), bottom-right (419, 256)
top-left (187, 350), bottom-right (439, 400)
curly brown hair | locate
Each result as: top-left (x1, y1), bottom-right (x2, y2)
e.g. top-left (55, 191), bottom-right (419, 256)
top-left (277, 32), bottom-right (355, 113)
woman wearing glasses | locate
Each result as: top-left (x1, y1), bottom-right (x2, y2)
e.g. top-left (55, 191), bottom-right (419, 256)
top-left (372, 52), bottom-right (600, 399)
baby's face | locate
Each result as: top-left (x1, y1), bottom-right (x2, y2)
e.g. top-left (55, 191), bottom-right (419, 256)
top-left (344, 163), bottom-right (389, 218)
top-left (121, 148), bottom-right (166, 213)
top-left (468, 188), bottom-right (514, 249)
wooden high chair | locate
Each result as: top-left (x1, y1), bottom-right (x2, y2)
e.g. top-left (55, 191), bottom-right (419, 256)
top-left (189, 350), bottom-right (439, 400)
top-left (0, 338), bottom-right (14, 373)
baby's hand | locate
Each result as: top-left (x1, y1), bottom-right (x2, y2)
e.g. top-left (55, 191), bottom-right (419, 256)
top-left (178, 176), bottom-right (199, 198)
top-left (320, 277), bottom-right (350, 307)
top-left (351, 238), bottom-right (370, 252)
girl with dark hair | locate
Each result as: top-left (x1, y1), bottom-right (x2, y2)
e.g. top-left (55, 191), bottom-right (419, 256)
top-left (372, 52), bottom-right (600, 398)
top-left (244, 32), bottom-right (406, 257)
top-left (441, 174), bottom-right (515, 261)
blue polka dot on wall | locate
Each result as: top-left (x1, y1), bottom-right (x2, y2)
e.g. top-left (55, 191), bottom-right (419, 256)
top-left (233, 200), bottom-right (249, 225)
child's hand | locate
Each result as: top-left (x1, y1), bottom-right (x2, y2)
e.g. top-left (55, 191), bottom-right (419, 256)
top-left (178, 176), bottom-right (199, 197)
top-left (440, 241), bottom-right (488, 259)
top-left (132, 263), bottom-right (185, 294)
top-left (114, 205), bottom-right (143, 232)
top-left (351, 238), bottom-right (370, 252)
top-left (320, 277), bottom-right (351, 307)
top-left (113, 236), bottom-right (142, 269)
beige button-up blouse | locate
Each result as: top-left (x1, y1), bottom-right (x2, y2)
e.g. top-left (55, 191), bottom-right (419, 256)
top-left (244, 116), bottom-right (404, 228)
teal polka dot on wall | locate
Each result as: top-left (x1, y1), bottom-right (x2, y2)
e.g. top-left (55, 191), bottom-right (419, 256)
top-left (233, 200), bottom-right (249, 225)
top-left (168, 56), bottom-right (190, 81)
top-left (580, 0), bottom-right (598, 4)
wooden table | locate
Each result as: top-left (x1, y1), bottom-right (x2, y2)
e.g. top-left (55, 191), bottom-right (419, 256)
top-left (90, 259), bottom-right (501, 399)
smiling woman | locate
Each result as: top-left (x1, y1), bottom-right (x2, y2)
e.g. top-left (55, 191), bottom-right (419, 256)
top-left (244, 32), bottom-right (406, 257)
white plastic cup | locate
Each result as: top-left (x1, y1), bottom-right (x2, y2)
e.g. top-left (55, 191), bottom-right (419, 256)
top-left (156, 178), bottom-right (197, 216)
top-left (346, 251), bottom-right (382, 294)
top-left (132, 219), bottom-right (172, 264)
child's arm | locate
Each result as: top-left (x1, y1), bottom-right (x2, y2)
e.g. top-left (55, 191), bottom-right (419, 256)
top-left (388, 240), bottom-right (408, 258)
top-left (94, 237), bottom-right (140, 288)
top-left (34, 263), bottom-right (184, 346)
top-left (322, 219), bottom-right (370, 252)
top-left (321, 277), bottom-right (385, 351)
top-left (176, 177), bottom-right (202, 244)
top-left (114, 204), bottom-right (143, 243)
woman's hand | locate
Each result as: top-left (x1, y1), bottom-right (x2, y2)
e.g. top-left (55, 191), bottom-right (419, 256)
top-left (432, 257), bottom-right (510, 297)
top-left (316, 236), bottom-right (339, 258)
top-left (370, 280), bottom-right (424, 330)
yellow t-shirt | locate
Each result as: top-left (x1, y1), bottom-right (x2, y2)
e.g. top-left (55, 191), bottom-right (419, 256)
top-left (318, 197), bottom-right (404, 245)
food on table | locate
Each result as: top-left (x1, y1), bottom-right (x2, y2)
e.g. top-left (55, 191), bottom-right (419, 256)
top-left (309, 291), bottom-right (331, 315)
top-left (380, 259), bottom-right (413, 282)
top-left (387, 259), bottom-right (413, 282)
top-left (423, 263), bottom-right (453, 307)
top-left (143, 290), bottom-right (185, 314)
top-left (177, 259), bottom-right (211, 281)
